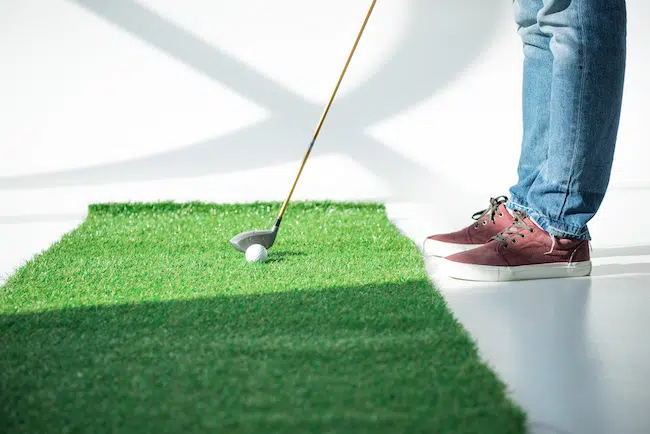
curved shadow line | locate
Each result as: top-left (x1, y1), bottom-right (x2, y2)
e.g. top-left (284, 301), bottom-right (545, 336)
top-left (336, 0), bottom-right (503, 125)
top-left (1, 0), bottom-right (503, 189)
top-left (69, 0), bottom-right (307, 113)
top-left (0, 118), bottom-right (458, 202)
top-left (0, 120), bottom-right (306, 188)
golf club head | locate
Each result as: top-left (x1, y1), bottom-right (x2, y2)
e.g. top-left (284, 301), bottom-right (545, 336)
top-left (230, 227), bottom-right (278, 253)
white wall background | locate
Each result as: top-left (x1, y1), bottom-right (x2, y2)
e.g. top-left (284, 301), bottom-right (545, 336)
top-left (1, 0), bottom-right (649, 248)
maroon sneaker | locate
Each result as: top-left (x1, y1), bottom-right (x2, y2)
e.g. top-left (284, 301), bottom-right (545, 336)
top-left (423, 196), bottom-right (514, 257)
top-left (442, 210), bottom-right (591, 281)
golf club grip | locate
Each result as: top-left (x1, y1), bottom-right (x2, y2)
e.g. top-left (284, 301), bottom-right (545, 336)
top-left (276, 0), bottom-right (378, 222)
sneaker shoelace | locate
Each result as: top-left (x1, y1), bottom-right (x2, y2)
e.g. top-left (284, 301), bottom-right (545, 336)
top-left (492, 210), bottom-right (535, 247)
top-left (472, 195), bottom-right (508, 229)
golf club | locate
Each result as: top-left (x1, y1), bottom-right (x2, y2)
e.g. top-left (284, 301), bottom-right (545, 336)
top-left (230, 0), bottom-right (378, 253)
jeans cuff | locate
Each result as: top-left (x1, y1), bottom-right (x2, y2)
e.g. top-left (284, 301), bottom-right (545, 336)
top-left (505, 197), bottom-right (591, 241)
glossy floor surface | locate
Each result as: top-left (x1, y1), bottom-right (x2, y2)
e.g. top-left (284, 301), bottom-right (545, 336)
top-left (388, 199), bottom-right (650, 434)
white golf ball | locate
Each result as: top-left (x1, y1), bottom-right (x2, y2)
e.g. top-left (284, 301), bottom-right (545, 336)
top-left (245, 244), bottom-right (268, 263)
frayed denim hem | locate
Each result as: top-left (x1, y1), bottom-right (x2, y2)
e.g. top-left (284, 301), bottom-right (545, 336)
top-left (506, 197), bottom-right (591, 241)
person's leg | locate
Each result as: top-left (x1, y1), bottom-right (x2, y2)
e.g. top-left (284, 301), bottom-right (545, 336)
top-left (508, 0), bottom-right (553, 209)
top-left (508, 0), bottom-right (627, 240)
top-left (423, 0), bottom-right (550, 258)
top-left (442, 0), bottom-right (626, 281)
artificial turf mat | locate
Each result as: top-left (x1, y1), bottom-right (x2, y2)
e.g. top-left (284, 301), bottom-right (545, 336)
top-left (0, 202), bottom-right (525, 433)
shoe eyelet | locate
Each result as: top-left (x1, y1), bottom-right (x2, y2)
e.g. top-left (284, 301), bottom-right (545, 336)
top-left (473, 224), bottom-right (479, 229)
top-left (503, 244), bottom-right (509, 248)
top-left (512, 239), bottom-right (517, 244)
top-left (529, 229), bottom-right (534, 233)
top-left (482, 220), bottom-right (487, 226)
top-left (498, 212), bottom-right (504, 217)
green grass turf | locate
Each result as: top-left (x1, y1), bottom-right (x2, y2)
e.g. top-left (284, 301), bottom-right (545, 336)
top-left (0, 202), bottom-right (525, 433)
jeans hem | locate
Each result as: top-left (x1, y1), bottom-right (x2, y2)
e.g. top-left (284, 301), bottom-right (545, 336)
top-left (506, 197), bottom-right (590, 241)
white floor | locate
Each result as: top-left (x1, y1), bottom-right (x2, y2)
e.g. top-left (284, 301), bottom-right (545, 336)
top-left (388, 201), bottom-right (650, 434)
top-left (2, 193), bottom-right (649, 434)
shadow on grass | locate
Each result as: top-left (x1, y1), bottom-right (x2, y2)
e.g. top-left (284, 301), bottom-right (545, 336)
top-left (266, 251), bottom-right (306, 263)
top-left (0, 280), bottom-right (524, 434)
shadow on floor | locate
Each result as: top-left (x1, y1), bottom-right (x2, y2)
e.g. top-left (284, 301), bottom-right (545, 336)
top-left (591, 262), bottom-right (650, 277)
top-left (591, 245), bottom-right (650, 258)
top-left (1, 0), bottom-right (505, 204)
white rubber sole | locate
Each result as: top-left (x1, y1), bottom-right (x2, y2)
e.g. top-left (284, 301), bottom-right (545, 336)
top-left (422, 238), bottom-right (483, 257)
top-left (441, 259), bottom-right (592, 282)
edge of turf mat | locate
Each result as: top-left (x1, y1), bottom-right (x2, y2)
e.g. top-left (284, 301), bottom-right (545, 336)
top-left (1, 201), bottom-right (526, 433)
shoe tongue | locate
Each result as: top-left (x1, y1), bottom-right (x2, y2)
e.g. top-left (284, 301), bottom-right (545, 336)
top-left (507, 210), bottom-right (535, 232)
top-left (500, 204), bottom-right (513, 217)
top-left (527, 215), bottom-right (545, 231)
top-left (513, 211), bottom-right (548, 235)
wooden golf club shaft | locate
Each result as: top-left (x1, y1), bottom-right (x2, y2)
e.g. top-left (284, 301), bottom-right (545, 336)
top-left (274, 0), bottom-right (378, 227)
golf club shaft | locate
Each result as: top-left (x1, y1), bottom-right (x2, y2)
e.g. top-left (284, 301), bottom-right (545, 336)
top-left (274, 0), bottom-right (378, 228)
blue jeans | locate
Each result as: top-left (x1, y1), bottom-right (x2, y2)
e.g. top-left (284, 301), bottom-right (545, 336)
top-left (507, 0), bottom-right (627, 240)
